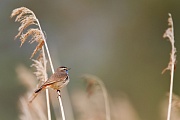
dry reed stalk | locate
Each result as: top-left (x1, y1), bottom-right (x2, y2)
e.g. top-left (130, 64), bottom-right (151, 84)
top-left (160, 93), bottom-right (180, 120)
top-left (11, 7), bottom-right (51, 120)
top-left (82, 74), bottom-right (111, 120)
top-left (11, 7), bottom-right (66, 120)
top-left (72, 90), bottom-right (140, 120)
top-left (162, 13), bottom-right (177, 120)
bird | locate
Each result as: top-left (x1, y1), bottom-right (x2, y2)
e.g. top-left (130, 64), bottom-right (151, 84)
top-left (29, 66), bottom-right (70, 103)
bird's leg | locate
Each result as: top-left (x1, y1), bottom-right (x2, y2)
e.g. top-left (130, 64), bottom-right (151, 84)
top-left (57, 90), bottom-right (61, 97)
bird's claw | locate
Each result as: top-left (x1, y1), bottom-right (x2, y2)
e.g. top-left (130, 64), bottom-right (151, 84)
top-left (57, 90), bottom-right (61, 97)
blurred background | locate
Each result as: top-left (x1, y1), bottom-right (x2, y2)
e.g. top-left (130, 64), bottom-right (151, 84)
top-left (1, 0), bottom-right (180, 120)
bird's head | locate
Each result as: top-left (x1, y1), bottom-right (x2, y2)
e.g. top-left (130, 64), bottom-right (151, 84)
top-left (58, 66), bottom-right (71, 74)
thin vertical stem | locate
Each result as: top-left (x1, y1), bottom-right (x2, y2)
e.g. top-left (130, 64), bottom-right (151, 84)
top-left (32, 12), bottom-right (66, 120)
top-left (167, 64), bottom-right (175, 120)
top-left (83, 75), bottom-right (111, 120)
top-left (96, 79), bottom-right (111, 120)
top-left (34, 13), bottom-right (66, 120)
top-left (167, 48), bottom-right (175, 120)
top-left (57, 91), bottom-right (66, 120)
top-left (44, 39), bottom-right (66, 120)
top-left (44, 40), bottom-right (66, 120)
top-left (164, 13), bottom-right (176, 120)
top-left (31, 11), bottom-right (52, 120)
top-left (45, 89), bottom-right (51, 120)
top-left (42, 45), bottom-right (51, 120)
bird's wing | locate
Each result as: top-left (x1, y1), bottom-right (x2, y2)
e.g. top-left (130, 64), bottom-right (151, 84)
top-left (42, 72), bottom-right (67, 86)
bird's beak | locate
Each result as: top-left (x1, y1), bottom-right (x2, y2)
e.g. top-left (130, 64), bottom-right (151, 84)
top-left (68, 68), bottom-right (71, 70)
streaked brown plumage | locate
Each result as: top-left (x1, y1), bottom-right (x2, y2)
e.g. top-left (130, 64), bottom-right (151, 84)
top-left (29, 66), bottom-right (70, 103)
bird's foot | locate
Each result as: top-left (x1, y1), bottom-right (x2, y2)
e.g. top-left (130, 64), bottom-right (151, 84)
top-left (57, 90), bottom-right (61, 97)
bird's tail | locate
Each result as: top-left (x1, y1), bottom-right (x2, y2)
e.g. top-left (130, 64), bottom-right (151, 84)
top-left (29, 92), bottom-right (38, 103)
top-left (29, 86), bottom-right (43, 103)
top-left (35, 87), bottom-right (43, 93)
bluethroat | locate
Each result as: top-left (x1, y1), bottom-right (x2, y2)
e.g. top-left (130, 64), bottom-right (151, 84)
top-left (29, 66), bottom-right (70, 102)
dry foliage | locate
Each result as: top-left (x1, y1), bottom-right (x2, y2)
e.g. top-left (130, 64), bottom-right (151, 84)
top-left (81, 74), bottom-right (111, 120)
top-left (31, 51), bottom-right (48, 84)
top-left (29, 50), bottom-right (48, 103)
top-left (162, 13), bottom-right (177, 74)
top-left (171, 93), bottom-right (180, 112)
top-left (161, 13), bottom-right (177, 120)
top-left (72, 90), bottom-right (140, 120)
top-left (160, 93), bottom-right (180, 120)
top-left (11, 7), bottom-right (52, 119)
top-left (12, 7), bottom-right (67, 120)
top-left (11, 7), bottom-right (49, 103)
top-left (16, 65), bottom-right (47, 120)
top-left (11, 7), bottom-right (45, 58)
top-left (82, 75), bottom-right (98, 97)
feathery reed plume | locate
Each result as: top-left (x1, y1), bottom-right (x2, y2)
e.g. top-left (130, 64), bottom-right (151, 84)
top-left (170, 93), bottom-right (180, 112)
top-left (11, 7), bottom-right (52, 119)
top-left (160, 93), bottom-right (180, 120)
top-left (81, 74), bottom-right (111, 120)
top-left (31, 51), bottom-right (48, 84)
top-left (11, 7), bottom-right (66, 120)
top-left (11, 7), bottom-right (44, 59)
top-left (162, 13), bottom-right (177, 120)
top-left (29, 51), bottom-right (48, 103)
top-left (162, 13), bottom-right (177, 74)
top-left (16, 65), bottom-right (47, 120)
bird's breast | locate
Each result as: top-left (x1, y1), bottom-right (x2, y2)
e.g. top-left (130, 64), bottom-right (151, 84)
top-left (51, 78), bottom-right (69, 90)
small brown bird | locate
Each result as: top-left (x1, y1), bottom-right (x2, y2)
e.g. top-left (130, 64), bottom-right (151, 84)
top-left (29, 66), bottom-right (70, 103)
